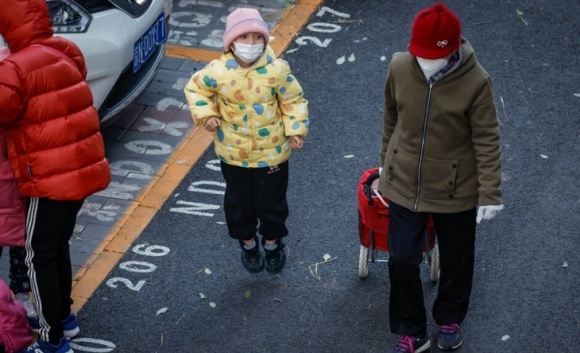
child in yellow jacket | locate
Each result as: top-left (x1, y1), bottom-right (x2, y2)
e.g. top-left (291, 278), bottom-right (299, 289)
top-left (184, 8), bottom-right (309, 274)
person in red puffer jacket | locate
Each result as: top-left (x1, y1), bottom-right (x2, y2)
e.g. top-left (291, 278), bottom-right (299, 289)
top-left (0, 45), bottom-right (38, 338)
top-left (0, 0), bottom-right (111, 352)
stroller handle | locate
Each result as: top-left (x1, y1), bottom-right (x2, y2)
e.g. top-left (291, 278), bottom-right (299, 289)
top-left (363, 171), bottom-right (381, 206)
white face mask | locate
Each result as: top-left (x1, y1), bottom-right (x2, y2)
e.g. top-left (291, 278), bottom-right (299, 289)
top-left (232, 42), bottom-right (264, 64)
top-left (416, 57), bottom-right (448, 80)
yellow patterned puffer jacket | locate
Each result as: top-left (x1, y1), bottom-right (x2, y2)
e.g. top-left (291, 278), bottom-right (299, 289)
top-left (184, 45), bottom-right (309, 168)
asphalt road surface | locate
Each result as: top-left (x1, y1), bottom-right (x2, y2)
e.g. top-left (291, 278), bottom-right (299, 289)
top-left (73, 1), bottom-right (580, 352)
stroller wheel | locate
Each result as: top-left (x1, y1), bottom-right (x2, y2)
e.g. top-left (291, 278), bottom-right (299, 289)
top-left (429, 243), bottom-right (440, 282)
top-left (358, 245), bottom-right (369, 278)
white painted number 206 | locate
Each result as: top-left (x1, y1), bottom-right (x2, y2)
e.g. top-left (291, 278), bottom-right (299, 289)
top-left (106, 244), bottom-right (170, 291)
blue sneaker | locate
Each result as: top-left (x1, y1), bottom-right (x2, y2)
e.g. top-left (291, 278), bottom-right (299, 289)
top-left (15, 337), bottom-right (73, 353)
top-left (28, 315), bottom-right (40, 332)
top-left (438, 324), bottom-right (463, 350)
top-left (26, 313), bottom-right (79, 338)
top-left (63, 313), bottom-right (80, 339)
top-left (390, 334), bottom-right (431, 353)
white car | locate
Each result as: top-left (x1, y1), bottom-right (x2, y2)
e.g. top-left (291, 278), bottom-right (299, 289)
top-left (47, 0), bottom-right (172, 126)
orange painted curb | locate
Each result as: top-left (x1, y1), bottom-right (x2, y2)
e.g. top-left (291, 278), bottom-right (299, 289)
top-left (71, 0), bottom-right (324, 313)
top-left (166, 46), bottom-right (222, 62)
top-left (70, 128), bottom-right (213, 313)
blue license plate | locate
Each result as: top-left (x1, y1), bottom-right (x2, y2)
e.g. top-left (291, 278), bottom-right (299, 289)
top-left (133, 12), bottom-right (167, 73)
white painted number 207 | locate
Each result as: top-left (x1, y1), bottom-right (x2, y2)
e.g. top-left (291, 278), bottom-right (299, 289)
top-left (295, 7), bottom-right (351, 48)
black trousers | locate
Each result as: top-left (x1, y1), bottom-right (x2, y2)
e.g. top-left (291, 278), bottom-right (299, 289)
top-left (0, 246), bottom-right (30, 294)
top-left (220, 161), bottom-right (289, 241)
top-left (387, 200), bottom-right (476, 337)
top-left (24, 197), bottom-right (84, 344)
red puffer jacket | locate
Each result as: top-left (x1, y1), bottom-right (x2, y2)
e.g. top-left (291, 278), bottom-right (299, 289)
top-left (0, 0), bottom-right (111, 200)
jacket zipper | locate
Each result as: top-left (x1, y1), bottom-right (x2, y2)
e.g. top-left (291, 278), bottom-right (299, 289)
top-left (413, 83), bottom-right (433, 212)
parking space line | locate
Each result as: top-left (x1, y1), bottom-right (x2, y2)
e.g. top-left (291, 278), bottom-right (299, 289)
top-left (70, 0), bottom-right (324, 314)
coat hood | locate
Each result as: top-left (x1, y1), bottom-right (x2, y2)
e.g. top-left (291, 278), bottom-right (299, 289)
top-left (0, 0), bottom-right (54, 53)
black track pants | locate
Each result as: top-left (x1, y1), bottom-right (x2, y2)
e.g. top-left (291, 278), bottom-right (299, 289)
top-left (24, 197), bottom-right (84, 344)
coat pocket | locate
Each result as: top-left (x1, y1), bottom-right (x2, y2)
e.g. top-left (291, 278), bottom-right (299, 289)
top-left (384, 146), bottom-right (419, 197)
top-left (419, 157), bottom-right (459, 199)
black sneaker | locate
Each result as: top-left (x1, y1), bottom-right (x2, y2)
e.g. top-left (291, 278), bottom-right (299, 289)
top-left (389, 334), bottom-right (431, 353)
top-left (438, 324), bottom-right (463, 351)
top-left (261, 238), bottom-right (286, 274)
top-left (239, 240), bottom-right (264, 274)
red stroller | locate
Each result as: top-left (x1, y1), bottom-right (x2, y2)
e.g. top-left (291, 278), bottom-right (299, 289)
top-left (357, 168), bottom-right (440, 281)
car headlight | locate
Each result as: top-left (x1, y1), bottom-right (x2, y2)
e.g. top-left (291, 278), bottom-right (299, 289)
top-left (47, 0), bottom-right (92, 33)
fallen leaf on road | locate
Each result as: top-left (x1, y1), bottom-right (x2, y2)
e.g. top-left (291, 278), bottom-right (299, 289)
top-left (344, 155), bottom-right (355, 158)
top-left (501, 335), bottom-right (510, 341)
top-left (285, 48), bottom-right (300, 54)
top-left (309, 255), bottom-right (338, 281)
top-left (209, 302), bottom-right (216, 308)
top-left (244, 290), bottom-right (251, 299)
top-left (562, 262), bottom-right (569, 268)
top-left (516, 9), bottom-right (528, 25)
top-left (216, 221), bottom-right (226, 225)
top-left (204, 268), bottom-right (212, 275)
top-left (156, 307), bottom-right (168, 316)
top-left (540, 154), bottom-right (548, 159)
top-left (176, 160), bottom-right (186, 164)
top-left (199, 293), bottom-right (206, 299)
top-left (381, 56), bottom-right (386, 61)
top-left (348, 53), bottom-right (355, 62)
top-left (573, 93), bottom-right (580, 97)
top-left (336, 56), bottom-right (346, 65)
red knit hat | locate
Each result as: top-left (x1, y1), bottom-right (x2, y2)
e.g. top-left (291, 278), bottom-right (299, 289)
top-left (409, 3), bottom-right (461, 59)
top-left (223, 8), bottom-right (270, 52)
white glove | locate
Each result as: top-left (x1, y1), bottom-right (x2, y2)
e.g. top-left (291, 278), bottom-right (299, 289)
top-left (476, 205), bottom-right (504, 224)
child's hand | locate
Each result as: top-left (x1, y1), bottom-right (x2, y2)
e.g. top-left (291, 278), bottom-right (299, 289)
top-left (289, 136), bottom-right (304, 150)
top-left (204, 116), bottom-right (221, 132)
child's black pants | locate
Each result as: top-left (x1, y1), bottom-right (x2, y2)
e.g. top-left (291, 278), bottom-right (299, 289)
top-left (220, 161), bottom-right (289, 241)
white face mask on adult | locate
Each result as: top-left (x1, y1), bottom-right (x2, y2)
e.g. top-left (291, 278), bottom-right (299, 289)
top-left (232, 42), bottom-right (264, 64)
top-left (416, 57), bottom-right (448, 80)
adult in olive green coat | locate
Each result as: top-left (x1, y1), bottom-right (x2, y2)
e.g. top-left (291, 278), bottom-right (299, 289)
top-left (378, 4), bottom-right (503, 353)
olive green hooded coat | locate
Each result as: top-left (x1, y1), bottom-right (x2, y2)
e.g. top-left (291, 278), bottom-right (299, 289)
top-left (379, 38), bottom-right (502, 213)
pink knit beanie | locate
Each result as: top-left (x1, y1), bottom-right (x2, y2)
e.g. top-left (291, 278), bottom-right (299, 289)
top-left (223, 8), bottom-right (269, 52)
top-left (409, 3), bottom-right (461, 59)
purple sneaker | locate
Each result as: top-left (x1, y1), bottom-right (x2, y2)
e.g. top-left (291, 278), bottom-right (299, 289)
top-left (438, 324), bottom-right (463, 351)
